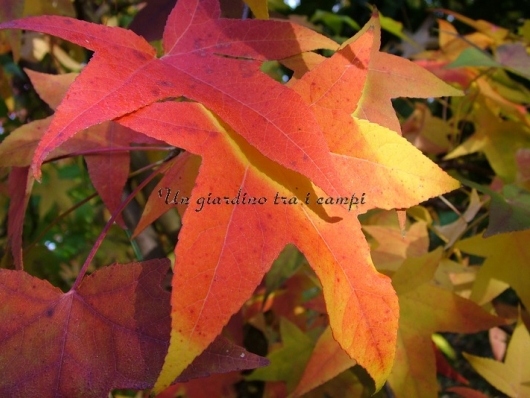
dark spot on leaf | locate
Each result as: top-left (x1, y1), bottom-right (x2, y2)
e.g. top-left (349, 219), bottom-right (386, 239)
top-left (157, 81), bottom-right (173, 87)
top-left (46, 309), bottom-right (54, 317)
top-left (132, 51), bottom-right (149, 61)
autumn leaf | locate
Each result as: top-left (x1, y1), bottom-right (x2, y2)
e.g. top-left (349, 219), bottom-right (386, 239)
top-left (112, 14), bottom-right (460, 392)
top-left (292, 326), bottom-right (357, 397)
top-left (0, 0), bottom-right (24, 60)
top-left (445, 386), bottom-right (489, 398)
top-left (445, 99), bottom-right (530, 183)
top-left (401, 103), bottom-right (453, 154)
top-left (0, 0), bottom-right (343, 199)
top-left (133, 152), bottom-right (200, 237)
top-left (0, 70), bottom-right (161, 226)
top-left (435, 9), bottom-right (509, 42)
top-left (116, 98), bottom-right (458, 392)
top-left (32, 165), bottom-right (78, 217)
top-left (457, 230), bottom-right (530, 310)
top-left (1, 2), bottom-right (462, 392)
top-left (464, 318), bottom-right (530, 397)
top-left (351, 13), bottom-right (463, 133)
top-left (363, 221), bottom-right (429, 271)
top-left (388, 248), bottom-right (506, 398)
top-left (287, 247), bottom-right (501, 397)
top-left (0, 259), bottom-right (268, 397)
top-left (435, 189), bottom-right (482, 247)
top-left (116, 99), bottom-right (398, 392)
top-left (246, 318), bottom-right (314, 392)
top-left (243, 0), bottom-right (269, 19)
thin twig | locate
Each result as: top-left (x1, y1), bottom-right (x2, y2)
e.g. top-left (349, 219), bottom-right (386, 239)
top-left (70, 161), bottom-right (173, 291)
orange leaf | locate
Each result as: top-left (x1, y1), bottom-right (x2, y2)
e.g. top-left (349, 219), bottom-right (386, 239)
top-left (292, 326), bottom-right (356, 397)
top-left (352, 13), bottom-right (463, 133)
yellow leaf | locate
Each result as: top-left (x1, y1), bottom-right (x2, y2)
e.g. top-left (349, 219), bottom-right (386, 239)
top-left (464, 318), bottom-right (530, 397)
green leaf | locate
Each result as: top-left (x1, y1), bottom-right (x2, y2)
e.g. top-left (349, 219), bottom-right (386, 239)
top-left (446, 47), bottom-right (502, 69)
top-left (486, 184), bottom-right (530, 237)
top-left (247, 318), bottom-right (314, 392)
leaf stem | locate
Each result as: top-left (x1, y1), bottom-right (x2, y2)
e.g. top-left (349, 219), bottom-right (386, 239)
top-left (23, 192), bottom-right (98, 255)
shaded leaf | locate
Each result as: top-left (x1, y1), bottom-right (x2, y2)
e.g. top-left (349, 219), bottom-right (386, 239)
top-left (246, 318), bottom-right (314, 392)
top-left (389, 248), bottom-right (506, 398)
top-left (446, 47), bottom-right (502, 69)
top-left (445, 386), bottom-right (489, 398)
top-left (0, 259), bottom-right (268, 397)
top-left (457, 230), bottom-right (530, 309)
top-left (243, 0), bottom-right (268, 19)
top-left (487, 184), bottom-right (530, 236)
top-left (133, 152), bottom-right (200, 237)
top-left (464, 318), bottom-right (530, 397)
top-left (433, 342), bottom-right (468, 384)
top-left (445, 100), bottom-right (530, 183)
top-left (292, 326), bottom-right (357, 397)
top-left (435, 189), bottom-right (483, 247)
top-left (0, 259), bottom-right (172, 396)
top-left (128, 0), bottom-right (176, 42)
top-left (364, 221), bottom-right (429, 271)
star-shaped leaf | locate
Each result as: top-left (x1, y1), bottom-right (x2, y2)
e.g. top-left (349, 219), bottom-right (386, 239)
top-left (0, 0), bottom-right (342, 199)
top-left (389, 248), bottom-right (506, 397)
top-left (464, 318), bottom-right (530, 397)
top-left (0, 259), bottom-right (268, 396)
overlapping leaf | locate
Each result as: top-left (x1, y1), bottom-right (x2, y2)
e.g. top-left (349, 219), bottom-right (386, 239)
top-left (457, 230), bottom-right (530, 309)
top-left (285, 248), bottom-right (502, 397)
top-left (0, 0), bottom-right (343, 198)
top-left (388, 249), bottom-right (506, 398)
top-left (0, 259), bottom-right (268, 397)
top-left (351, 13), bottom-right (463, 133)
top-left (464, 318), bottom-right (530, 397)
top-left (7, 166), bottom-right (33, 268)
top-left (0, 70), bottom-right (163, 227)
top-left (246, 318), bottom-right (314, 391)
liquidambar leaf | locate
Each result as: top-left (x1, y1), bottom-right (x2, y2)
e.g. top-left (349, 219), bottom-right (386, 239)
top-left (486, 184), bottom-right (530, 236)
top-left (0, 0), bottom-right (343, 199)
top-left (292, 326), bottom-right (357, 397)
top-left (352, 13), bottom-right (463, 133)
top-left (389, 249), bottom-right (506, 398)
top-left (116, 16), bottom-right (459, 392)
top-left (247, 318), bottom-right (314, 392)
top-left (457, 230), bottom-right (530, 310)
top-left (464, 318), bottom-right (530, 397)
top-left (0, 259), bottom-right (268, 397)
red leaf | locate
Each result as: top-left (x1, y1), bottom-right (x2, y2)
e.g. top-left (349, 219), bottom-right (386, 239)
top-left (133, 152), bottom-right (200, 237)
top-left (433, 343), bottom-right (468, 384)
top-left (0, 0), bottom-right (342, 198)
top-left (0, 259), bottom-right (268, 396)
